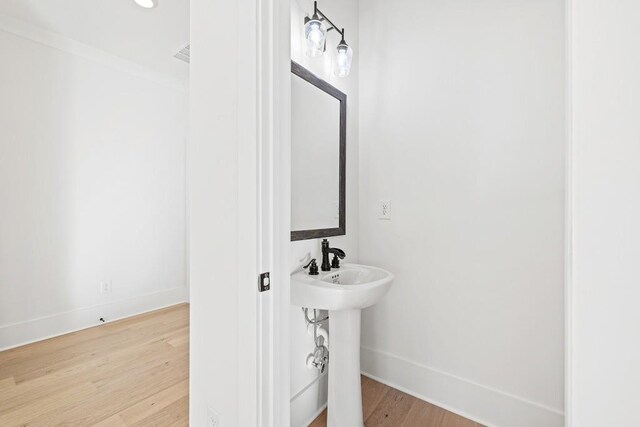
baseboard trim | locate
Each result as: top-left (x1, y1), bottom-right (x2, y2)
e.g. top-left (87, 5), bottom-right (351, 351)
top-left (291, 371), bottom-right (328, 402)
top-left (300, 403), bottom-right (327, 427)
top-left (361, 346), bottom-right (564, 427)
top-left (0, 286), bottom-right (188, 352)
top-left (290, 373), bottom-right (328, 427)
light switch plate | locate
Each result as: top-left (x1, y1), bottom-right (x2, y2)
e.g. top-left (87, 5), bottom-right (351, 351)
top-left (379, 199), bottom-right (391, 220)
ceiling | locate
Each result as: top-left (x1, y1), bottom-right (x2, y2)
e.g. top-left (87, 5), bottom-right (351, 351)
top-left (0, 0), bottom-right (189, 80)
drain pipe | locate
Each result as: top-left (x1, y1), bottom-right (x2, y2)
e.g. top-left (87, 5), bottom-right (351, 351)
top-left (303, 308), bottom-right (329, 372)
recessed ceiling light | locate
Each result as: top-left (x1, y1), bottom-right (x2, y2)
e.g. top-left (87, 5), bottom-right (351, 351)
top-left (134, 0), bottom-right (157, 9)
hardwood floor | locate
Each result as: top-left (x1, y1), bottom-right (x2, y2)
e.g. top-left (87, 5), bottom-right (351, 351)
top-left (0, 304), bottom-right (189, 426)
top-left (1, 303), bottom-right (480, 426)
top-left (310, 376), bottom-right (484, 427)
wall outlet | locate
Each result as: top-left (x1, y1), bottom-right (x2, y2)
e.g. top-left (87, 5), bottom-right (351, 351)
top-left (378, 199), bottom-right (391, 220)
top-left (207, 407), bottom-right (220, 427)
top-left (100, 281), bottom-right (112, 294)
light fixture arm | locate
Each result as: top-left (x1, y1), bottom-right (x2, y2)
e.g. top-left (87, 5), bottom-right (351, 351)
top-left (311, 1), bottom-right (345, 40)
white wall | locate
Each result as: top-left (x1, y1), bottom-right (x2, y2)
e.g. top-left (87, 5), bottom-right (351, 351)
top-left (358, 1), bottom-right (565, 426)
top-left (189, 0), bottom-right (240, 422)
top-left (0, 25), bottom-right (188, 351)
top-left (289, 0), bottom-right (359, 425)
top-left (569, 1), bottom-right (640, 425)
top-left (189, 0), bottom-right (263, 424)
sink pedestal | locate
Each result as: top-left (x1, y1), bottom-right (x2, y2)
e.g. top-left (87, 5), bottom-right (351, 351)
top-left (291, 264), bottom-right (394, 426)
top-left (328, 308), bottom-right (363, 427)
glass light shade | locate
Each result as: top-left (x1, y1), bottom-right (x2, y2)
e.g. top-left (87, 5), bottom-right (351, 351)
top-left (334, 42), bottom-right (353, 77)
top-left (305, 18), bottom-right (327, 57)
top-left (134, 0), bottom-right (157, 8)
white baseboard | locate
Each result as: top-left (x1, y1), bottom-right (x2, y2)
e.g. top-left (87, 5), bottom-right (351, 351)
top-left (0, 286), bottom-right (188, 352)
top-left (361, 346), bottom-right (564, 427)
top-left (291, 372), bottom-right (328, 427)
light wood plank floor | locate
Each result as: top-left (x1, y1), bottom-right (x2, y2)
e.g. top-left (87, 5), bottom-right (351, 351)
top-left (310, 375), bottom-right (484, 427)
top-left (0, 303), bottom-right (189, 426)
top-left (1, 303), bottom-right (481, 426)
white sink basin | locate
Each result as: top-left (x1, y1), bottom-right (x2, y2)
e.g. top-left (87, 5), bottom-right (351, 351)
top-left (291, 263), bottom-right (394, 426)
top-left (291, 263), bottom-right (394, 311)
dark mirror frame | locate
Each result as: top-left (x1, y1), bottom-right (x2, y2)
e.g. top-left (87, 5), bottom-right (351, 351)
top-left (291, 61), bottom-right (347, 241)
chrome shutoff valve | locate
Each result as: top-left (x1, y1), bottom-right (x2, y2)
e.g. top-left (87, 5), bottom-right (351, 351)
top-left (306, 344), bottom-right (329, 373)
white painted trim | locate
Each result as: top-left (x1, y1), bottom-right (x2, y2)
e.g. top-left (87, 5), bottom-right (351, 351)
top-left (291, 371), bottom-right (328, 402)
top-left (361, 346), bottom-right (564, 427)
top-left (0, 287), bottom-right (188, 352)
top-left (290, 374), bottom-right (328, 427)
top-left (272, 0), bottom-right (293, 425)
top-left (0, 13), bottom-right (185, 91)
top-left (297, 403), bottom-right (327, 427)
top-left (564, 0), bottom-right (574, 424)
top-left (236, 0), bottom-right (260, 423)
top-left (252, 0), bottom-right (275, 424)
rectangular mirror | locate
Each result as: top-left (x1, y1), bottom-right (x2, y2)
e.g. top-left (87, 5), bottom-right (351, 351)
top-left (291, 61), bottom-right (346, 241)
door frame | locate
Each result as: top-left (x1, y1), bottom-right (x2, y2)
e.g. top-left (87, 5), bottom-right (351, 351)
top-left (255, 0), bottom-right (291, 424)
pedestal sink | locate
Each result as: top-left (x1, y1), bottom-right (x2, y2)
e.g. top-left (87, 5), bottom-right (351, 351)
top-left (291, 263), bottom-right (394, 427)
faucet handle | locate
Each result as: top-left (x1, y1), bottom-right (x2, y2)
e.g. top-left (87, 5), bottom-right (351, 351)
top-left (304, 259), bottom-right (319, 275)
top-left (331, 254), bottom-right (341, 269)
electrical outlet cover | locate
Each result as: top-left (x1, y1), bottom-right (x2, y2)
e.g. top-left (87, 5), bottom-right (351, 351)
top-left (100, 281), bottom-right (112, 294)
top-left (207, 407), bottom-right (220, 427)
top-left (379, 199), bottom-right (391, 220)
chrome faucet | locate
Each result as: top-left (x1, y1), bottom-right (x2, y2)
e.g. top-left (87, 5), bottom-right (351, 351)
top-left (321, 239), bottom-right (346, 271)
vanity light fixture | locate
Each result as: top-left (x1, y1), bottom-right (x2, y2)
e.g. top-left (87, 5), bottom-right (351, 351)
top-left (304, 1), bottom-right (353, 77)
top-left (334, 31), bottom-right (353, 77)
top-left (133, 0), bottom-right (157, 9)
top-left (304, 10), bottom-right (327, 57)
